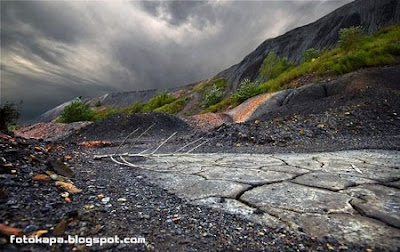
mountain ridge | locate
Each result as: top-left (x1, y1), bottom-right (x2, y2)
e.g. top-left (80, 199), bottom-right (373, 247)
top-left (216, 0), bottom-right (400, 91)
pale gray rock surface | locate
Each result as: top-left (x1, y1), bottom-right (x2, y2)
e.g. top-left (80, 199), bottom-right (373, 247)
top-left (133, 150), bottom-right (400, 249)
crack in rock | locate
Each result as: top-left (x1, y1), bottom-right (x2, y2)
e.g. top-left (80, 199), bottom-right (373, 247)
top-left (123, 150), bottom-right (400, 248)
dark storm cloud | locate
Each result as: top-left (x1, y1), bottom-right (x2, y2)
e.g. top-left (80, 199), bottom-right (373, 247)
top-left (140, 1), bottom-right (218, 28)
top-left (1, 0), bottom-right (353, 121)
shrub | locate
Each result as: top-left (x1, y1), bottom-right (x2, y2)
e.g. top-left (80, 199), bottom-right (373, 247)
top-left (201, 98), bottom-right (232, 113)
top-left (303, 48), bottom-right (321, 62)
top-left (126, 101), bottom-right (145, 114)
top-left (141, 93), bottom-right (176, 113)
top-left (95, 100), bottom-right (102, 107)
top-left (203, 84), bottom-right (224, 108)
top-left (259, 52), bottom-right (292, 80)
top-left (194, 78), bottom-right (226, 93)
top-left (93, 101), bottom-right (145, 121)
top-left (339, 26), bottom-right (364, 50)
top-left (154, 98), bottom-right (188, 114)
top-left (94, 107), bottom-right (123, 121)
top-left (58, 99), bottom-right (96, 123)
top-left (232, 79), bottom-right (261, 104)
top-left (0, 102), bottom-right (20, 133)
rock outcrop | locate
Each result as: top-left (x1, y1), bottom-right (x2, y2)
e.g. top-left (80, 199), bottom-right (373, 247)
top-left (225, 64), bottom-right (400, 123)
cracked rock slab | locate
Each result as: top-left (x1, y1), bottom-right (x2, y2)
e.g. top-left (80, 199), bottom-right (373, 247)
top-left (292, 171), bottom-right (376, 191)
top-left (240, 181), bottom-right (354, 214)
top-left (343, 184), bottom-right (400, 228)
top-left (268, 209), bottom-right (400, 249)
top-left (386, 180), bottom-right (400, 189)
top-left (192, 197), bottom-right (284, 228)
top-left (272, 153), bottom-right (326, 170)
top-left (260, 164), bottom-right (310, 175)
top-left (199, 168), bottom-right (295, 185)
top-left (144, 172), bottom-right (251, 200)
top-left (312, 159), bottom-right (400, 182)
top-left (132, 150), bottom-right (400, 248)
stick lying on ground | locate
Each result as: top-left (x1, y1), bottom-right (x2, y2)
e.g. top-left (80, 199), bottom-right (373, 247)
top-left (127, 123), bottom-right (156, 153)
top-left (114, 127), bottom-right (140, 155)
top-left (151, 132), bottom-right (177, 154)
top-left (93, 129), bottom-right (212, 169)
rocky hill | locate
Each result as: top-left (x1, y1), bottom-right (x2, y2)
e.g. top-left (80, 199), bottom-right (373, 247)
top-left (216, 0), bottom-right (400, 91)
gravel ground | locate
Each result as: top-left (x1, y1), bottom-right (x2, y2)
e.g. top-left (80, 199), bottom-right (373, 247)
top-left (69, 113), bottom-right (190, 142)
top-left (192, 86), bottom-right (400, 154)
top-left (0, 134), bottom-right (372, 251)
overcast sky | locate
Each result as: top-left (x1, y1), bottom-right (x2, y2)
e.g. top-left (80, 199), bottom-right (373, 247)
top-left (1, 0), bottom-right (352, 121)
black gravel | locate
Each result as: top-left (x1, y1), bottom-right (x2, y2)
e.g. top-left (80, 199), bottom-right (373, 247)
top-left (193, 86), bottom-right (400, 154)
top-left (68, 113), bottom-right (191, 142)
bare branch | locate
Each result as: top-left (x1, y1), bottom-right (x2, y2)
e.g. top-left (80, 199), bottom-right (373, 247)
top-left (119, 155), bottom-right (140, 168)
top-left (151, 132), bottom-right (177, 154)
top-left (110, 155), bottom-right (127, 166)
top-left (186, 139), bottom-right (209, 153)
top-left (127, 123), bottom-right (156, 153)
top-left (173, 137), bottom-right (203, 153)
top-left (94, 152), bottom-right (218, 160)
top-left (115, 127), bottom-right (140, 155)
top-left (137, 123), bottom-right (156, 139)
top-left (138, 148), bottom-right (151, 154)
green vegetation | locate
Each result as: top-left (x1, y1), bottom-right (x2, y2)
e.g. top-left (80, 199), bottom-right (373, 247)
top-left (231, 79), bottom-right (261, 105)
top-left (202, 98), bottom-right (232, 113)
top-left (141, 93), bottom-right (176, 113)
top-left (95, 100), bottom-right (102, 107)
top-left (203, 84), bottom-right (224, 108)
top-left (193, 78), bottom-right (227, 110)
top-left (0, 102), bottom-right (20, 133)
top-left (208, 24), bottom-right (400, 113)
top-left (58, 99), bottom-right (96, 123)
top-left (194, 78), bottom-right (226, 93)
top-left (154, 98), bottom-right (189, 114)
top-left (303, 48), bottom-right (321, 63)
top-left (259, 52), bottom-right (292, 80)
top-left (339, 26), bottom-right (364, 50)
top-left (93, 101), bottom-right (145, 120)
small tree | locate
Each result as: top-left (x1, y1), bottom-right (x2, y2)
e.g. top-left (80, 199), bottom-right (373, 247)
top-left (203, 84), bottom-right (224, 108)
top-left (0, 103), bottom-right (20, 133)
top-left (303, 48), bottom-right (320, 62)
top-left (339, 26), bottom-right (364, 51)
top-left (232, 79), bottom-right (261, 104)
top-left (141, 93), bottom-right (176, 113)
top-left (58, 99), bottom-right (96, 123)
top-left (259, 52), bottom-right (292, 80)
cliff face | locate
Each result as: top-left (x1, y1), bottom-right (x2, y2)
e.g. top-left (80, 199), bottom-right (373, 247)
top-left (216, 0), bottom-right (400, 91)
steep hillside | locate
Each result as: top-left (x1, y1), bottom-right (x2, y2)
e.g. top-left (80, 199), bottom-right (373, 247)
top-left (216, 0), bottom-right (400, 91)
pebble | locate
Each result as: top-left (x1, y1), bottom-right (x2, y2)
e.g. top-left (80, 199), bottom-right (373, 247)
top-left (101, 197), bottom-right (110, 204)
top-left (117, 197), bottom-right (127, 202)
top-left (24, 225), bottom-right (39, 234)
